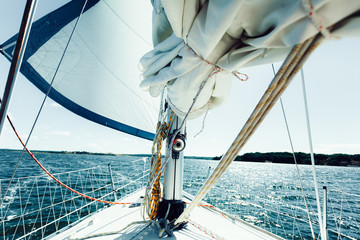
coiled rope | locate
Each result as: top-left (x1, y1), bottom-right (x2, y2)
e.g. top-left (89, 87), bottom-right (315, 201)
top-left (175, 33), bottom-right (324, 226)
top-left (143, 111), bottom-right (174, 220)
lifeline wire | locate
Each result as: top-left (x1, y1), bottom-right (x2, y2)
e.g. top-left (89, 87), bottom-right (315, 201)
top-left (0, 0), bottom-right (89, 208)
top-left (271, 64), bottom-right (316, 239)
top-left (5, 104), bottom-right (131, 205)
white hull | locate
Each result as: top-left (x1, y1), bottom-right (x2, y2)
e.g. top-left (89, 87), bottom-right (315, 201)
top-left (47, 189), bottom-right (283, 240)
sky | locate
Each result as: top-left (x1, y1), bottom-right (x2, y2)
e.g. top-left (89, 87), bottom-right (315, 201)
top-left (0, 1), bottom-right (359, 157)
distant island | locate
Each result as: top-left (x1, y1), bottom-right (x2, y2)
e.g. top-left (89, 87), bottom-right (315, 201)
top-left (213, 152), bottom-right (360, 167)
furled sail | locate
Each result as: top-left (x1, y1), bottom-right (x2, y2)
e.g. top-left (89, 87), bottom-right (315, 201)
top-left (140, 0), bottom-right (360, 119)
top-left (0, 0), bottom-right (158, 140)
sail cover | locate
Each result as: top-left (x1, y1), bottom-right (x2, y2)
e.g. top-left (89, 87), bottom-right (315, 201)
top-left (140, 0), bottom-right (360, 119)
top-left (0, 0), bottom-right (158, 140)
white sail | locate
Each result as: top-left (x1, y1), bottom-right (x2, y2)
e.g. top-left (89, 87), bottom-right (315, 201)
top-left (1, 0), bottom-right (158, 140)
top-left (140, 0), bottom-right (360, 119)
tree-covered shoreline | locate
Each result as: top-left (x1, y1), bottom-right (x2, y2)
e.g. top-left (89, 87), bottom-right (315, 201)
top-left (213, 152), bottom-right (360, 167)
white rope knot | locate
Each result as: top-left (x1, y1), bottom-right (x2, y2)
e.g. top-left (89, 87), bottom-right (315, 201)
top-left (301, 0), bottom-right (332, 39)
top-left (232, 70), bottom-right (248, 81)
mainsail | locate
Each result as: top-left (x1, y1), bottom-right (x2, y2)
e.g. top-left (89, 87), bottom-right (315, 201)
top-left (0, 0), bottom-right (158, 140)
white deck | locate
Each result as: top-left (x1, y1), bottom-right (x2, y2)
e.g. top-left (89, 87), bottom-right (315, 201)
top-left (47, 190), bottom-right (284, 240)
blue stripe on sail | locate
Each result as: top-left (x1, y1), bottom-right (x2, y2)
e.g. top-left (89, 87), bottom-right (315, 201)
top-left (0, 0), bottom-right (155, 141)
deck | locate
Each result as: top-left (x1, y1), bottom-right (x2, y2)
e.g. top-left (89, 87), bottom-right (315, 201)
top-left (46, 189), bottom-right (284, 240)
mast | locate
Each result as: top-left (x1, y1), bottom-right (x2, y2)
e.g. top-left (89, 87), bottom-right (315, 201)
top-left (0, 0), bottom-right (38, 136)
top-left (157, 110), bottom-right (186, 228)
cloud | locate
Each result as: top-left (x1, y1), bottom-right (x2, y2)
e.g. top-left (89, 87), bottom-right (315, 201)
top-left (51, 130), bottom-right (71, 136)
top-left (47, 102), bottom-right (62, 108)
top-left (121, 138), bottom-right (132, 141)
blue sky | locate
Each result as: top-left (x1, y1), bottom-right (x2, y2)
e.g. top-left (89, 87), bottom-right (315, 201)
top-left (0, 1), bottom-right (359, 157)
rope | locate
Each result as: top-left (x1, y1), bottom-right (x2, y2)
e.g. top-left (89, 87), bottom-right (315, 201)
top-left (175, 33), bottom-right (324, 226)
top-left (272, 64), bottom-right (316, 239)
top-left (194, 99), bottom-right (212, 138)
top-left (188, 220), bottom-right (225, 240)
top-left (143, 110), bottom-right (174, 219)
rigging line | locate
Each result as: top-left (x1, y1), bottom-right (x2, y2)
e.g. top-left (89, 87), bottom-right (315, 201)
top-left (301, 68), bottom-right (325, 239)
top-left (0, 0), bottom-right (90, 209)
top-left (271, 64), bottom-right (315, 239)
top-left (194, 98), bottom-right (212, 138)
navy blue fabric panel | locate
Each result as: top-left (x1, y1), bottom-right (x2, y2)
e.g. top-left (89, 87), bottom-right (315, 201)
top-left (2, 0), bottom-right (100, 59)
top-left (23, 62), bottom-right (156, 141)
top-left (0, 0), bottom-right (155, 141)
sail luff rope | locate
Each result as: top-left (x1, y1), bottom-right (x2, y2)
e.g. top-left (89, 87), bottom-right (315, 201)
top-left (272, 64), bottom-right (316, 239)
top-left (301, 68), bottom-right (325, 239)
top-left (175, 34), bottom-right (324, 225)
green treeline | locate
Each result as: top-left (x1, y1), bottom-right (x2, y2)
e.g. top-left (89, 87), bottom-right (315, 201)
top-left (213, 152), bottom-right (360, 167)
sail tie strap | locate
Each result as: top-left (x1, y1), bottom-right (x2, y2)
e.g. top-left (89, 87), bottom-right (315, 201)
top-left (301, 0), bottom-right (331, 38)
top-left (186, 44), bottom-right (249, 82)
top-left (175, 33), bottom-right (324, 225)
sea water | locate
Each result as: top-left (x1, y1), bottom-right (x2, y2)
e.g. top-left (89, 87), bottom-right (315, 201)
top-left (1, 149), bottom-right (359, 239)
